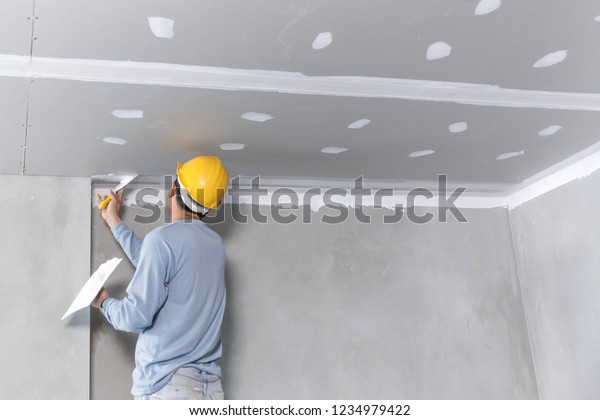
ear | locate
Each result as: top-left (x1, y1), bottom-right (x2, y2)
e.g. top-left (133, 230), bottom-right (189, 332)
top-left (169, 182), bottom-right (176, 198)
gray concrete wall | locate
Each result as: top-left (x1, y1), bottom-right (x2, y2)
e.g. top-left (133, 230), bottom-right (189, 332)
top-left (90, 186), bottom-right (160, 400)
top-left (91, 187), bottom-right (538, 399)
top-left (0, 175), bottom-right (90, 399)
top-left (509, 170), bottom-right (600, 399)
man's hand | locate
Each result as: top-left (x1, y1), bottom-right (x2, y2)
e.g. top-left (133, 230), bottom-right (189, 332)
top-left (97, 190), bottom-right (123, 229)
top-left (91, 288), bottom-right (110, 309)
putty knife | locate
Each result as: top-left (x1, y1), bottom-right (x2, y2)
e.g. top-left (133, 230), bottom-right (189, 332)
top-left (61, 257), bottom-right (122, 320)
top-left (97, 175), bottom-right (138, 209)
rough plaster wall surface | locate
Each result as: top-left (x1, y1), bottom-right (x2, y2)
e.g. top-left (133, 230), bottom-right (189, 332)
top-left (91, 186), bottom-right (160, 399)
top-left (509, 170), bottom-right (600, 399)
top-left (91, 190), bottom-right (537, 399)
top-left (214, 205), bottom-right (537, 399)
top-left (0, 175), bottom-right (90, 399)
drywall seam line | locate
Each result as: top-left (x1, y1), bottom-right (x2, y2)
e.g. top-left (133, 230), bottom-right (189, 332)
top-left (2, 54), bottom-right (600, 111)
top-left (505, 208), bottom-right (542, 399)
top-left (28, 0), bottom-right (37, 57)
top-left (21, 1), bottom-right (37, 175)
top-left (21, 80), bottom-right (32, 175)
top-left (87, 178), bottom-right (93, 401)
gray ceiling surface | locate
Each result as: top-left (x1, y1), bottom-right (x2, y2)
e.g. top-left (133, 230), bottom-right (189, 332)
top-left (0, 76), bottom-right (28, 175)
top-left (0, 0), bottom-right (33, 57)
top-left (2, 0), bottom-right (600, 190)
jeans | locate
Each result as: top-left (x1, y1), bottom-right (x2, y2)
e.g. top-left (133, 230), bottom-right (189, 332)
top-left (135, 367), bottom-right (225, 400)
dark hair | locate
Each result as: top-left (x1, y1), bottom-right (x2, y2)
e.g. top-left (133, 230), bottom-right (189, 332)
top-left (174, 178), bottom-right (206, 220)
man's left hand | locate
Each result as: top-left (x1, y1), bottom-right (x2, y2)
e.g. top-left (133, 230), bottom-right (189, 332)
top-left (92, 288), bottom-right (110, 309)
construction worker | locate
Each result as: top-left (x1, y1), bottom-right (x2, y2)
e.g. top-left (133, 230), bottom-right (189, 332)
top-left (92, 156), bottom-right (229, 400)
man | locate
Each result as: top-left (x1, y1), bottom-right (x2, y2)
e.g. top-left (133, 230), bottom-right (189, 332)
top-left (92, 156), bottom-right (229, 400)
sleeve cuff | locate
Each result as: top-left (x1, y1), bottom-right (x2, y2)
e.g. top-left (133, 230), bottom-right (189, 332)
top-left (110, 221), bottom-right (129, 240)
top-left (100, 297), bottom-right (117, 321)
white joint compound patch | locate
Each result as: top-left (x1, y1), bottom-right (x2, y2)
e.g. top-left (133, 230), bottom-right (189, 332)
top-left (475, 0), bottom-right (502, 16)
top-left (321, 147), bottom-right (348, 154)
top-left (147, 17), bottom-right (174, 39)
top-left (348, 119), bottom-right (371, 129)
top-left (241, 112), bottom-right (273, 122)
top-left (534, 50), bottom-right (568, 68)
top-left (312, 32), bottom-right (333, 50)
top-left (496, 150), bottom-right (524, 160)
top-left (102, 137), bottom-right (127, 145)
top-left (409, 149), bottom-right (435, 158)
top-left (538, 125), bottom-right (562, 137)
top-left (427, 42), bottom-right (452, 61)
top-left (112, 109), bottom-right (144, 119)
top-left (219, 143), bottom-right (245, 151)
top-left (449, 122), bottom-right (468, 133)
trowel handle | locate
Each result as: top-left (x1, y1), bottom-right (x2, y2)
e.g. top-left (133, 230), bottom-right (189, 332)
top-left (98, 195), bottom-right (112, 210)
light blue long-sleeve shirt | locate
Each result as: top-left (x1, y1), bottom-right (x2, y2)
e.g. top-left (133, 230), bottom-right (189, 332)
top-left (101, 220), bottom-right (226, 396)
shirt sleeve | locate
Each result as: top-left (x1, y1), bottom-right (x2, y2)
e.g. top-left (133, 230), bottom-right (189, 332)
top-left (111, 222), bottom-right (143, 267)
top-left (102, 231), bottom-right (171, 333)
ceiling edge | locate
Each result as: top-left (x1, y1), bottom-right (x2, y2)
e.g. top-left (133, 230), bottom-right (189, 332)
top-left (91, 143), bottom-right (600, 211)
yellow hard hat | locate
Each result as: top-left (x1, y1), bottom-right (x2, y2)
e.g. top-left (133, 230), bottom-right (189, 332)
top-left (176, 156), bottom-right (228, 211)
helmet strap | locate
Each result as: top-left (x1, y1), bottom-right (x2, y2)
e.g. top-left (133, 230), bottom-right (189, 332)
top-left (175, 178), bottom-right (210, 216)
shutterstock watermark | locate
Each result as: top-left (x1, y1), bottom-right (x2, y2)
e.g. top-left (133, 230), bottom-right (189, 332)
top-left (132, 174), bottom-right (468, 225)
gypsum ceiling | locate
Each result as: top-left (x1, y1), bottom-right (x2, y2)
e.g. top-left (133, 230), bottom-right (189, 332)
top-left (2, 0), bottom-right (600, 193)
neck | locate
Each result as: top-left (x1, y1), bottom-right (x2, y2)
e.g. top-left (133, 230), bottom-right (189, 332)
top-left (172, 212), bottom-right (198, 222)
top-left (169, 197), bottom-right (200, 222)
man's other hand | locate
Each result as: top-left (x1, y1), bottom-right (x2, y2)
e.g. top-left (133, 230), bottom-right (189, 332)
top-left (92, 288), bottom-right (110, 309)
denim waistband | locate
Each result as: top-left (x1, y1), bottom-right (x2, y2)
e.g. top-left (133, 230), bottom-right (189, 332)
top-left (176, 366), bottom-right (220, 383)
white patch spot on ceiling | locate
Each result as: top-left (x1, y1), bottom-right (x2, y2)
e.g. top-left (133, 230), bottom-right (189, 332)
top-left (147, 17), bottom-right (175, 39)
top-left (219, 143), bottom-right (245, 151)
top-left (538, 125), bottom-right (563, 137)
top-left (241, 112), bottom-right (273, 122)
top-left (102, 137), bottom-right (127, 146)
top-left (312, 32), bottom-right (333, 50)
top-left (112, 110), bottom-right (144, 119)
top-left (475, 0), bottom-right (502, 16)
top-left (448, 122), bottom-right (468, 133)
top-left (409, 149), bottom-right (435, 158)
top-left (595, 15), bottom-right (600, 22)
top-left (321, 147), bottom-right (348, 154)
top-left (496, 150), bottom-right (524, 160)
top-left (533, 50), bottom-right (568, 68)
top-left (426, 42), bottom-right (452, 61)
top-left (348, 119), bottom-right (371, 129)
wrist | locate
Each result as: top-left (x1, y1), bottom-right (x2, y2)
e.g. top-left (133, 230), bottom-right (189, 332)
top-left (92, 289), bottom-right (110, 309)
top-left (106, 216), bottom-right (122, 229)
